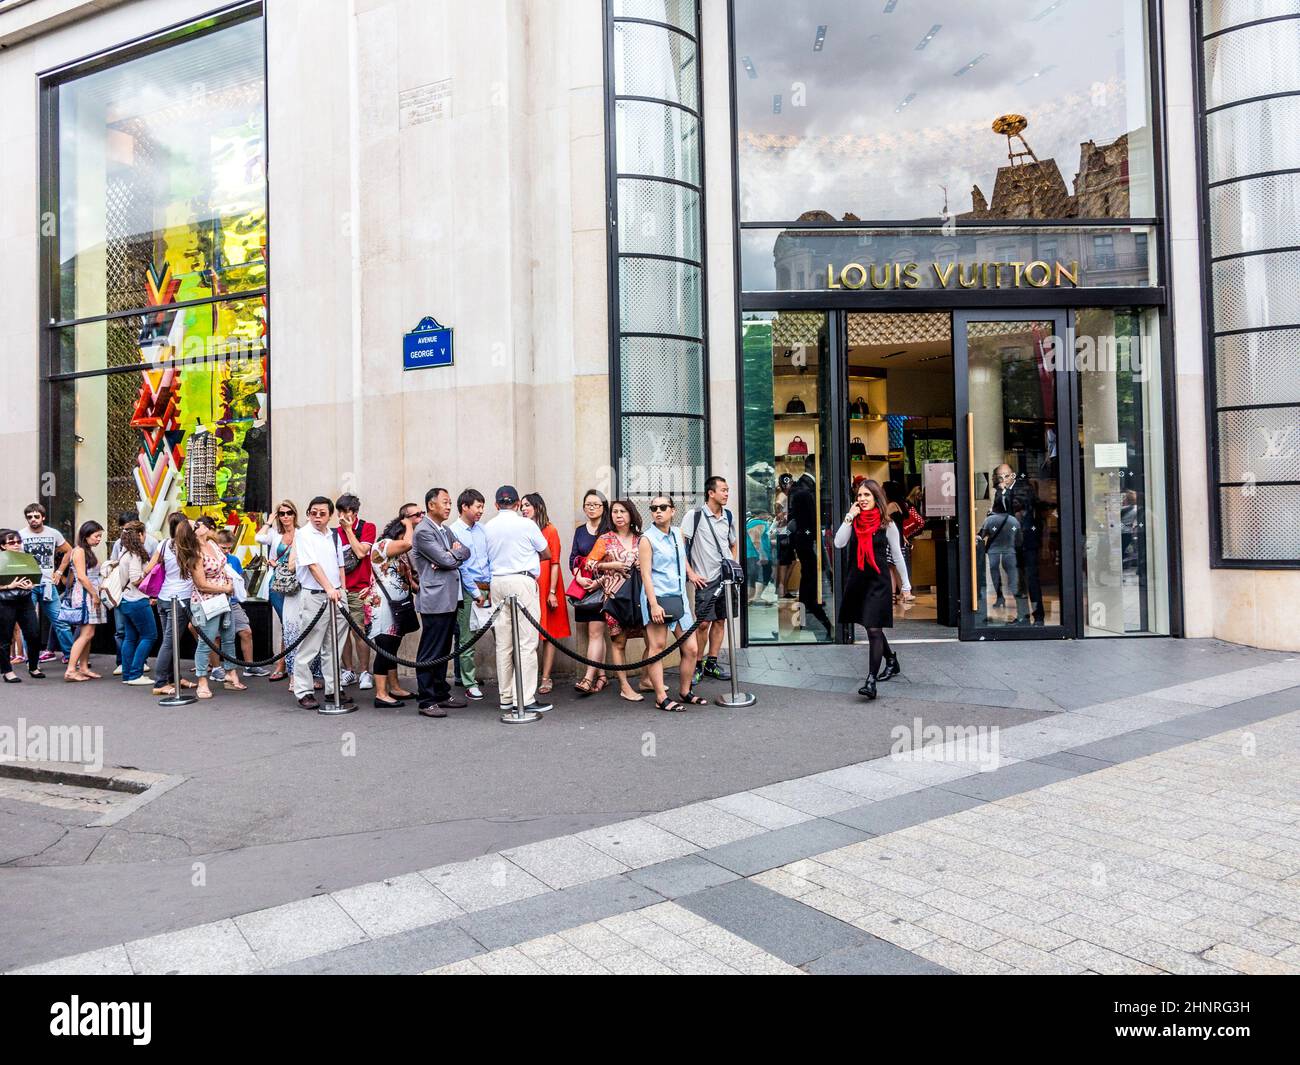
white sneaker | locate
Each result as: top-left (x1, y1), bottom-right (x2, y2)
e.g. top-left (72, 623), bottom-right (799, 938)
top-left (465, 685), bottom-right (484, 701)
top-left (123, 677), bottom-right (154, 686)
top-left (341, 669), bottom-right (358, 686)
top-left (210, 667), bottom-right (227, 682)
top-left (760, 586), bottom-right (777, 603)
top-left (358, 671), bottom-right (374, 690)
top-left (112, 664), bottom-right (123, 676)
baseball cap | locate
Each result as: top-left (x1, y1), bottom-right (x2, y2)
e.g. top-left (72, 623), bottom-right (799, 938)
top-left (495, 485), bottom-right (519, 506)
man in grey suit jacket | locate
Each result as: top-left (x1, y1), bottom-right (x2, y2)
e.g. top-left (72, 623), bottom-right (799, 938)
top-left (411, 487), bottom-right (471, 716)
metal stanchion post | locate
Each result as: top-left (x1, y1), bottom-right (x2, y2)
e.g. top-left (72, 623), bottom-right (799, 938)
top-left (500, 594), bottom-right (540, 724)
top-left (318, 595), bottom-right (356, 715)
top-left (714, 576), bottom-right (755, 708)
top-left (158, 598), bottom-right (197, 707)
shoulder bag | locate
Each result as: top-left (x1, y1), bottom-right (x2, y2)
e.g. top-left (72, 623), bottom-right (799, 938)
top-left (270, 540), bottom-right (301, 595)
top-left (140, 544), bottom-right (166, 598)
top-left (374, 556), bottom-right (420, 636)
top-left (902, 504), bottom-right (925, 540)
top-left (654, 530), bottom-right (686, 625)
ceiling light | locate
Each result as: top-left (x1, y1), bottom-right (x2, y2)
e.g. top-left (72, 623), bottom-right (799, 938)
top-left (1031, 1), bottom-right (1067, 21)
top-left (741, 55), bottom-right (757, 79)
top-left (1017, 64), bottom-right (1056, 85)
top-left (773, 94), bottom-right (782, 113)
top-left (915, 24), bottom-right (941, 50)
top-left (884, 0), bottom-right (898, 12)
top-left (953, 52), bottom-right (988, 77)
top-left (880, 350), bottom-right (908, 359)
top-left (895, 92), bottom-right (917, 112)
top-left (813, 25), bottom-right (827, 51)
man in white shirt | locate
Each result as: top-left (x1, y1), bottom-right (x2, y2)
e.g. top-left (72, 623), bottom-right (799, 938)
top-left (484, 485), bottom-right (552, 713)
top-left (292, 496), bottom-right (354, 711)
top-left (20, 501), bottom-right (74, 658)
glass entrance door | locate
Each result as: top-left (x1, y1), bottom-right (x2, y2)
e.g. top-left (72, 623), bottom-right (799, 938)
top-left (955, 311), bottom-right (1077, 639)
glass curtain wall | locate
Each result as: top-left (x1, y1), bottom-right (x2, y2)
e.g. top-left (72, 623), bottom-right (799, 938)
top-left (607, 1), bottom-right (708, 510)
top-left (1197, 1), bottom-right (1300, 562)
top-left (43, 12), bottom-right (269, 564)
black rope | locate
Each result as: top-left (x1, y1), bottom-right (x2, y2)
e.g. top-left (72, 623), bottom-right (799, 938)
top-left (517, 601), bottom-right (704, 671)
top-left (337, 599), bottom-right (505, 670)
top-left (182, 598), bottom-right (328, 669)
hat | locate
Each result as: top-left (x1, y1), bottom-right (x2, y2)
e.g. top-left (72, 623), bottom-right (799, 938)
top-left (495, 485), bottom-right (519, 506)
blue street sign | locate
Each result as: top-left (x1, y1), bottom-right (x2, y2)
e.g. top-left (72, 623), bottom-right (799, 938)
top-left (403, 316), bottom-right (454, 370)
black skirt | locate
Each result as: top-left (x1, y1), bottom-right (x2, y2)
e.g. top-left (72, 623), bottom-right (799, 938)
top-left (837, 527), bottom-right (893, 629)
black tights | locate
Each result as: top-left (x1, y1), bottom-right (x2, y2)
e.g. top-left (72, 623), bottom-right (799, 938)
top-left (867, 627), bottom-right (892, 679)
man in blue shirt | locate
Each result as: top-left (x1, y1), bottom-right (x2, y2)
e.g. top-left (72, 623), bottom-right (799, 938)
top-left (448, 488), bottom-right (490, 701)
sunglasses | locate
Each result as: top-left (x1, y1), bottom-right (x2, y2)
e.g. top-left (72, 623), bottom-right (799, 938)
top-left (277, 510), bottom-right (294, 516)
top-left (649, 503), bottom-right (672, 512)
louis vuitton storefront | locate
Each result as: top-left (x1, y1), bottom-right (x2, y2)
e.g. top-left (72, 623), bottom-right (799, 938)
top-left (730, 0), bottom-right (1174, 644)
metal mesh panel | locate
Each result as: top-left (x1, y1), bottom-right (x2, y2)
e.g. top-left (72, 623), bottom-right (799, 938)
top-left (619, 414), bottom-right (705, 504)
top-left (615, 100), bottom-right (700, 185)
top-left (1209, 171), bottom-right (1300, 256)
top-left (1220, 484), bottom-right (1300, 559)
top-left (1212, 250), bottom-right (1300, 331)
top-left (1203, 0), bottom-right (1300, 34)
top-left (620, 337), bottom-right (704, 414)
top-left (1206, 95), bottom-right (1300, 183)
top-left (613, 0), bottom-right (696, 33)
top-left (1216, 330), bottom-right (1300, 405)
top-left (1217, 406), bottom-right (1300, 483)
top-left (617, 177), bottom-right (701, 261)
top-left (614, 21), bottom-right (698, 110)
top-left (1203, 20), bottom-right (1300, 109)
top-left (106, 373), bottom-right (141, 524)
top-left (618, 256), bottom-right (702, 336)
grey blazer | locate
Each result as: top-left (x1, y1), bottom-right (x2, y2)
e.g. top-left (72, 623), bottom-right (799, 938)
top-left (411, 517), bottom-right (471, 615)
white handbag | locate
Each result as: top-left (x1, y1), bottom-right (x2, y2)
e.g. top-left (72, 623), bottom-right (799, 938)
top-left (193, 593), bottom-right (231, 622)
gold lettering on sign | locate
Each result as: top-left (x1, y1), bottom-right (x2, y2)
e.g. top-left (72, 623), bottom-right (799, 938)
top-left (869, 264), bottom-right (891, 289)
top-left (842, 263), bottom-right (867, 289)
top-left (901, 262), bottom-right (921, 289)
top-left (826, 264), bottom-right (841, 289)
top-left (957, 264), bottom-right (980, 289)
top-left (1025, 261), bottom-right (1052, 287)
top-left (933, 263), bottom-right (957, 287)
top-left (1056, 260), bottom-right (1080, 286)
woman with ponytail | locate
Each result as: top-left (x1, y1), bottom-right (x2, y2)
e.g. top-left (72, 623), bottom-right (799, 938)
top-left (833, 479), bottom-right (897, 700)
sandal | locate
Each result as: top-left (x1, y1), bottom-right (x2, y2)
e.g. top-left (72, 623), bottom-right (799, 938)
top-left (64, 672), bottom-right (87, 682)
top-left (574, 677), bottom-right (594, 695)
top-left (538, 678), bottom-right (553, 695)
top-left (179, 679), bottom-right (198, 690)
top-left (592, 674), bottom-right (609, 694)
top-left (638, 678), bottom-right (656, 692)
top-left (224, 679), bottom-right (249, 691)
top-left (196, 687), bottom-right (214, 700)
top-left (268, 671), bottom-right (287, 682)
top-left (656, 697), bottom-right (686, 713)
top-left (678, 691), bottom-right (709, 706)
top-left (152, 685), bottom-right (176, 696)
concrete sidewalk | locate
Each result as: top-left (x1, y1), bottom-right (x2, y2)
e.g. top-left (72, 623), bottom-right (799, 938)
top-left (2, 637), bottom-right (1289, 972)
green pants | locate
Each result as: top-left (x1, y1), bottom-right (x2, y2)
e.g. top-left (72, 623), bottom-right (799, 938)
top-left (455, 595), bottom-right (477, 686)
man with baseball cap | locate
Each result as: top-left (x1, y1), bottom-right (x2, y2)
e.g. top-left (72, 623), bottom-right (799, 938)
top-left (484, 485), bottom-right (552, 713)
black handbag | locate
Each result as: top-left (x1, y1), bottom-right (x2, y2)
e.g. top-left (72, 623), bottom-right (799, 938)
top-left (785, 395), bottom-right (806, 414)
top-left (849, 437), bottom-right (867, 458)
top-left (850, 395), bottom-right (870, 417)
top-left (602, 567), bottom-right (643, 629)
top-left (574, 584), bottom-right (607, 623)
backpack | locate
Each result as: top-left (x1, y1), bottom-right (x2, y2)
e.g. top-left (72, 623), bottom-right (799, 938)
top-left (97, 557), bottom-right (130, 609)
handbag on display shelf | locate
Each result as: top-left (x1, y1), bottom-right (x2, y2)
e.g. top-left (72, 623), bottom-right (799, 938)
top-left (850, 395), bottom-right (870, 417)
top-left (902, 504), bottom-right (925, 540)
top-left (787, 436), bottom-right (809, 456)
top-left (784, 395), bottom-right (807, 414)
top-left (849, 437), bottom-right (867, 459)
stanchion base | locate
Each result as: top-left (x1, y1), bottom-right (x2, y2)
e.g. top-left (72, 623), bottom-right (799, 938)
top-left (158, 695), bottom-right (198, 707)
top-left (317, 702), bottom-right (358, 715)
top-left (500, 711), bottom-right (542, 724)
top-left (715, 692), bottom-right (757, 708)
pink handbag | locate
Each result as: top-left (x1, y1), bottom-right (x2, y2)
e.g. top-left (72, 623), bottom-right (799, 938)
top-left (788, 436), bottom-right (809, 456)
top-left (140, 556), bottom-right (166, 598)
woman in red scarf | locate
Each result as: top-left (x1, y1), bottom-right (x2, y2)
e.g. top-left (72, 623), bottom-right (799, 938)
top-left (833, 479), bottom-right (896, 699)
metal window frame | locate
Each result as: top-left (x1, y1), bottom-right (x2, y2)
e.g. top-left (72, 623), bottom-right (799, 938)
top-left (604, 1), bottom-right (711, 502)
top-left (1192, 0), bottom-right (1300, 567)
top-left (726, 0), bottom-right (1184, 642)
top-left (37, 2), bottom-right (270, 537)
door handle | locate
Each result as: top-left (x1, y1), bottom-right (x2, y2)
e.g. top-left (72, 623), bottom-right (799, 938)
top-left (967, 412), bottom-right (977, 610)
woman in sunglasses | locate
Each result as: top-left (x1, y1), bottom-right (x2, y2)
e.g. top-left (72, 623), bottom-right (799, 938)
top-left (833, 479), bottom-right (896, 700)
top-left (0, 529), bottom-right (44, 683)
top-left (257, 500), bottom-right (301, 681)
top-left (637, 495), bottom-right (705, 712)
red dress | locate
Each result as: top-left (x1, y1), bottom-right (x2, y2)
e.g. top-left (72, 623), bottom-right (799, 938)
top-left (536, 523), bottom-right (572, 639)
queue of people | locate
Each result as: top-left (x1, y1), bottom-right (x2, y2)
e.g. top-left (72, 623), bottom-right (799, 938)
top-left (0, 477), bottom-right (769, 713)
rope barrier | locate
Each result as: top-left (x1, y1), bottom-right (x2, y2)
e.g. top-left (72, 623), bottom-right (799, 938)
top-left (183, 598), bottom-right (329, 670)
top-left (516, 601), bottom-right (704, 671)
top-left (336, 599), bottom-right (505, 670)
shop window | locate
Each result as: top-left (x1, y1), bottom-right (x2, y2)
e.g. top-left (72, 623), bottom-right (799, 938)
top-left (41, 11), bottom-right (270, 566)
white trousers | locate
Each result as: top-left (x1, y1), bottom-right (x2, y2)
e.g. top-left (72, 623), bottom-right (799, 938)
top-left (491, 574), bottom-right (540, 708)
top-left (293, 590), bottom-right (350, 697)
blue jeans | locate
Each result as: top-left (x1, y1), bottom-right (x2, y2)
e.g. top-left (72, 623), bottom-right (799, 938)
top-left (193, 608), bottom-right (235, 679)
top-left (117, 598), bottom-right (156, 681)
top-left (33, 587), bottom-right (74, 655)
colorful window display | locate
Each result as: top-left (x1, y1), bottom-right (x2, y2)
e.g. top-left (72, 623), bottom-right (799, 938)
top-left (44, 13), bottom-right (269, 567)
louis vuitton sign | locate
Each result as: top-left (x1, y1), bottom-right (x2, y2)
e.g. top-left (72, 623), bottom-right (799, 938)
top-left (826, 260), bottom-right (1080, 290)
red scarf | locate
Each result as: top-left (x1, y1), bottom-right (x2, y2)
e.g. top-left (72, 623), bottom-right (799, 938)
top-left (853, 507), bottom-right (882, 573)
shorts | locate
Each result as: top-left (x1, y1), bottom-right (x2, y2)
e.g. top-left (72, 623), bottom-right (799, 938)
top-left (231, 602), bottom-right (251, 634)
top-left (346, 589), bottom-right (366, 628)
top-left (694, 578), bottom-right (738, 622)
top-left (776, 539), bottom-right (795, 566)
